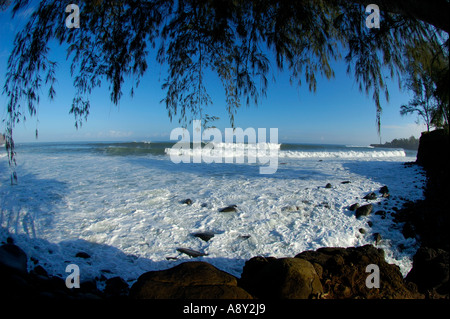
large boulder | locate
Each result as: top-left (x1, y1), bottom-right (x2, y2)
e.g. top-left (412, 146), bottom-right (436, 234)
top-left (295, 245), bottom-right (422, 299)
top-left (239, 257), bottom-right (323, 299)
top-left (129, 261), bottom-right (252, 299)
top-left (0, 243), bottom-right (36, 298)
top-left (355, 204), bottom-right (373, 218)
top-left (406, 247), bottom-right (449, 298)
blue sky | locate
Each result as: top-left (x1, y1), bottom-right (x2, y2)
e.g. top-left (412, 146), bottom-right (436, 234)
top-left (0, 5), bottom-right (427, 145)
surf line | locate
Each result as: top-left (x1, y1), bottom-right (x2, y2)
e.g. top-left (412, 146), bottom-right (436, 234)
top-left (168, 120), bottom-right (279, 174)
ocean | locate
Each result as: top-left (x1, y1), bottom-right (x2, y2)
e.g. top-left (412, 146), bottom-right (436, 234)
top-left (0, 141), bottom-right (425, 288)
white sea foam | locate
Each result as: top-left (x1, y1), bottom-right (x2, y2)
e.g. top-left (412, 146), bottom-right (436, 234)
top-left (280, 150), bottom-right (406, 159)
top-left (0, 143), bottom-right (425, 288)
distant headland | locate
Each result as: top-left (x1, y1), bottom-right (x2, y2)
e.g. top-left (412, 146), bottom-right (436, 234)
top-left (371, 136), bottom-right (419, 150)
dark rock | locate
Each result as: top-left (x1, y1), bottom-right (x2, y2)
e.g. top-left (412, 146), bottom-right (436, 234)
top-left (166, 256), bottom-right (178, 260)
top-left (130, 261), bottom-right (252, 299)
top-left (349, 203), bottom-right (360, 211)
top-left (379, 186), bottom-right (389, 195)
top-left (402, 222), bottom-right (416, 239)
top-left (219, 205), bottom-right (238, 212)
top-left (359, 228), bottom-right (366, 234)
top-left (182, 198), bottom-right (193, 205)
top-left (406, 247), bottom-right (449, 297)
top-left (295, 245), bottom-right (423, 299)
top-left (79, 279), bottom-right (99, 293)
top-left (373, 233), bottom-right (382, 245)
top-left (341, 181), bottom-right (351, 184)
top-left (0, 244), bottom-right (28, 274)
top-left (355, 204), bottom-right (373, 218)
top-left (176, 248), bottom-right (208, 257)
top-left (36, 274), bottom-right (67, 292)
top-left (239, 257), bottom-right (323, 299)
top-left (191, 231), bottom-right (215, 242)
top-left (75, 252), bottom-right (91, 259)
top-left (32, 265), bottom-right (48, 277)
top-left (1, 272), bottom-right (35, 298)
top-left (363, 192), bottom-right (377, 200)
top-left (325, 183), bottom-right (332, 189)
top-left (104, 276), bottom-right (129, 298)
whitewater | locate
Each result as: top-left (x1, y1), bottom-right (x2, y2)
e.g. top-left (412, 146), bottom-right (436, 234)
top-left (0, 142), bottom-right (426, 289)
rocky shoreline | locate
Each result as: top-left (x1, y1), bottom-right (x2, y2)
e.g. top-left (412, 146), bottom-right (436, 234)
top-left (1, 131), bottom-right (448, 300)
top-left (0, 237), bottom-right (445, 300)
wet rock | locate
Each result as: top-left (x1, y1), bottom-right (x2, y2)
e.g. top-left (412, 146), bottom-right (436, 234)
top-left (130, 261), bottom-right (252, 299)
top-left (373, 233), bottom-right (382, 245)
top-left (363, 192), bottom-right (377, 200)
top-left (166, 256), bottom-right (178, 260)
top-left (219, 205), bottom-right (238, 212)
top-left (239, 257), bottom-right (323, 299)
top-left (182, 198), bottom-right (193, 205)
top-left (295, 245), bottom-right (423, 299)
top-left (379, 186), bottom-right (389, 195)
top-left (355, 204), bottom-right (373, 218)
top-left (191, 231), bottom-right (215, 242)
top-left (176, 248), bottom-right (209, 257)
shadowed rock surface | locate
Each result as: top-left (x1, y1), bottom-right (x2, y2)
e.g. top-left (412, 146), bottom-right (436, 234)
top-left (129, 261), bottom-right (253, 299)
